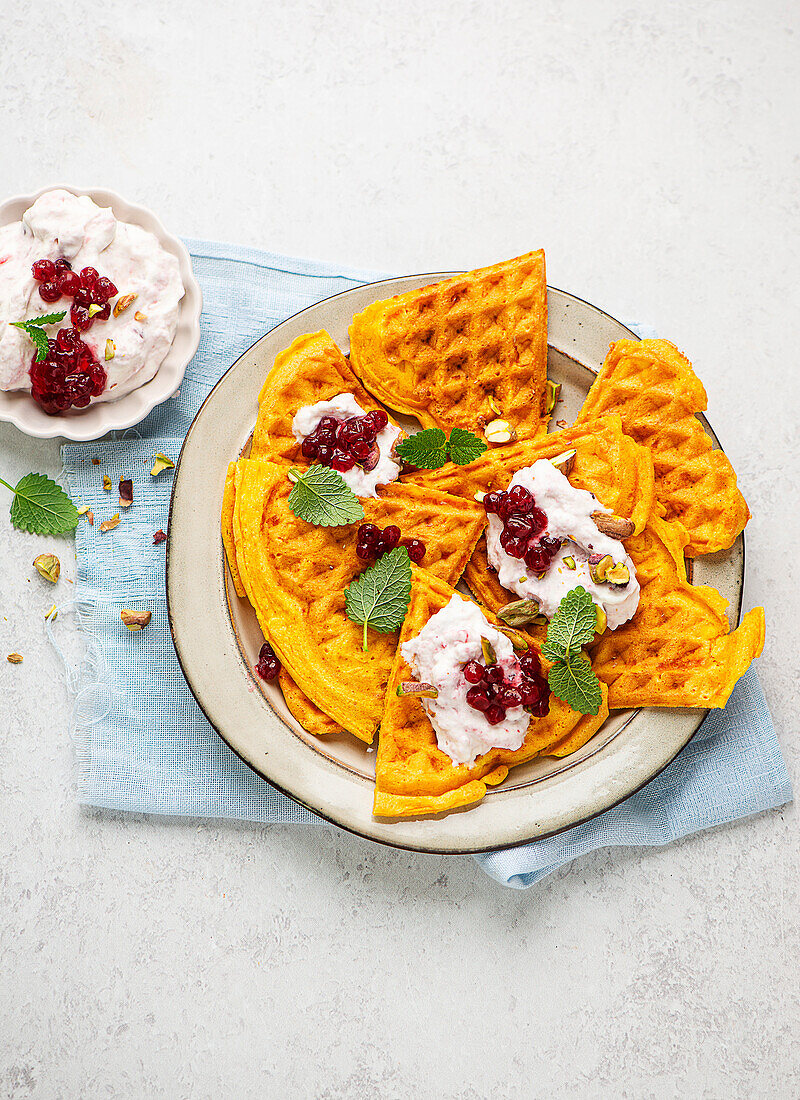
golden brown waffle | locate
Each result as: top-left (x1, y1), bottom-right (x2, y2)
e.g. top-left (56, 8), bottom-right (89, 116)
top-left (590, 511), bottom-right (764, 709)
top-left (232, 459), bottom-right (485, 743)
top-left (374, 570), bottom-right (609, 818)
top-left (278, 670), bottom-right (342, 736)
top-left (250, 330), bottom-right (401, 462)
top-left (576, 339), bottom-right (749, 556)
top-left (349, 251), bottom-right (549, 439)
top-left (221, 462), bottom-right (246, 599)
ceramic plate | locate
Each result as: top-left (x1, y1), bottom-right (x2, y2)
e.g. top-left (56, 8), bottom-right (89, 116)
top-left (0, 184), bottom-right (202, 441)
top-left (166, 276), bottom-right (744, 854)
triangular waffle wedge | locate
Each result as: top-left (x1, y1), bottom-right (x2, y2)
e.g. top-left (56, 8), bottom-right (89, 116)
top-left (221, 462), bottom-right (247, 599)
top-left (349, 251), bottom-right (549, 440)
top-left (590, 510), bottom-right (764, 709)
top-left (231, 459), bottom-right (485, 743)
top-left (576, 339), bottom-right (749, 555)
top-left (401, 414), bottom-right (655, 533)
top-left (374, 570), bottom-right (609, 818)
top-left (278, 669), bottom-right (342, 736)
top-left (250, 330), bottom-right (402, 462)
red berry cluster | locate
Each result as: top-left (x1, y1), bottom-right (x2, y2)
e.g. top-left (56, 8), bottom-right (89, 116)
top-left (29, 327), bottom-right (107, 414)
top-left (301, 410), bottom-right (389, 473)
top-left (484, 485), bottom-right (562, 573)
top-left (463, 651), bottom-right (550, 723)
top-left (356, 523), bottom-right (426, 564)
top-left (31, 258), bottom-right (118, 332)
top-left (255, 641), bottom-right (281, 682)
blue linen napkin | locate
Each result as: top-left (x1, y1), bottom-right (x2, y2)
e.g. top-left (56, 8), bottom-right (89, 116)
top-left (60, 239), bottom-right (791, 887)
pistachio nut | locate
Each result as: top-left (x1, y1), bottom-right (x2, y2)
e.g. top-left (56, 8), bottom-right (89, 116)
top-left (33, 553), bottom-right (60, 583)
top-left (484, 419), bottom-right (516, 444)
top-left (480, 637), bottom-right (497, 665)
top-left (591, 512), bottom-right (635, 539)
top-left (396, 681), bottom-right (438, 698)
top-left (549, 448), bottom-right (576, 476)
top-left (497, 598), bottom-right (546, 627)
top-left (544, 380), bottom-right (561, 416)
top-left (588, 554), bottom-right (613, 583)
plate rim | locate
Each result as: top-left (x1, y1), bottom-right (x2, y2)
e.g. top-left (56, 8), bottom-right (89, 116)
top-left (165, 274), bottom-right (744, 855)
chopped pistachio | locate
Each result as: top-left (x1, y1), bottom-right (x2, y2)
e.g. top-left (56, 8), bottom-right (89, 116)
top-left (91, 457), bottom-right (101, 466)
top-left (33, 553), bottom-right (60, 583)
top-left (105, 339), bottom-right (116, 361)
top-left (100, 513), bottom-right (121, 533)
top-left (588, 554), bottom-right (613, 583)
top-left (473, 490), bottom-right (486, 503)
top-left (113, 292), bottom-right (138, 317)
top-left (88, 304), bottom-right (104, 318)
top-left (498, 628), bottom-right (530, 651)
top-left (545, 380), bottom-right (561, 416)
top-left (480, 637), bottom-right (497, 665)
top-left (44, 604), bottom-right (57, 621)
top-left (396, 681), bottom-right (438, 698)
top-left (121, 608), bottom-right (152, 631)
top-left (488, 395), bottom-right (503, 416)
top-left (563, 555), bottom-right (576, 570)
top-left (150, 453), bottom-right (175, 476)
top-left (485, 418), bottom-right (515, 444)
top-left (549, 448), bottom-right (577, 476)
top-left (77, 504), bottom-right (90, 516)
top-left (595, 605), bottom-right (608, 633)
top-left (605, 562), bottom-right (631, 586)
top-left (85, 509), bottom-right (94, 526)
top-left (6, 653), bottom-right (23, 664)
top-left (134, 310), bottom-right (147, 322)
top-left (103, 475), bottom-right (112, 491)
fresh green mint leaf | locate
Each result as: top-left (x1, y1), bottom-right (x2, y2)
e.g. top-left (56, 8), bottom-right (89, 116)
top-left (287, 465), bottom-right (364, 527)
top-left (395, 428), bottom-right (448, 470)
top-left (0, 472), bottom-right (79, 535)
top-left (542, 586), bottom-right (598, 661)
top-left (447, 428), bottom-right (487, 466)
top-left (345, 546), bottom-right (412, 651)
top-left (10, 312), bottom-right (68, 362)
top-left (548, 653), bottom-right (603, 716)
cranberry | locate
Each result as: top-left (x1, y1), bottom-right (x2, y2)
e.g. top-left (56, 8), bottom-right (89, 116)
top-left (483, 490), bottom-right (504, 515)
top-left (38, 281), bottom-right (61, 303)
top-left (463, 660), bottom-right (485, 684)
top-left (540, 535), bottom-right (562, 555)
top-left (255, 641), bottom-right (281, 682)
top-left (358, 523), bottom-right (381, 547)
top-left (58, 270), bottom-right (82, 297)
top-left (504, 516), bottom-right (533, 538)
top-left (485, 703), bottom-right (506, 725)
top-left (364, 409), bottom-right (388, 432)
top-left (28, 330), bottom-right (106, 415)
top-left (318, 415), bottom-right (339, 433)
top-left (382, 525), bottom-right (400, 550)
top-left (520, 679), bottom-right (543, 706)
top-left (339, 419), bottom-right (363, 445)
top-left (528, 507), bottom-right (548, 535)
top-left (466, 686), bottom-right (491, 712)
top-left (528, 696), bottom-right (551, 718)
top-left (403, 538), bottom-right (426, 564)
top-left (54, 258), bottom-right (72, 273)
top-left (499, 530), bottom-right (527, 559)
top-left (330, 450), bottom-right (356, 472)
top-left (485, 665), bottom-right (504, 684)
top-left (301, 437), bottom-right (318, 458)
top-left (355, 541), bottom-right (373, 560)
top-left (94, 276), bottom-right (117, 301)
top-left (92, 303), bottom-right (111, 322)
top-left (524, 546), bottom-right (549, 573)
top-left (32, 259), bottom-right (56, 282)
top-left (499, 686), bottom-right (522, 708)
top-left (351, 440), bottom-right (372, 462)
top-left (316, 444), bottom-right (333, 464)
top-left (519, 652), bottom-right (541, 677)
top-left (70, 304), bottom-right (92, 331)
top-left (507, 484), bottom-right (534, 512)
top-left (79, 266), bottom-right (99, 288)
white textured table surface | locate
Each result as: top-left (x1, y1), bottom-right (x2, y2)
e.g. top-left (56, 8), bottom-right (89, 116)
top-left (1, 3), bottom-right (799, 1097)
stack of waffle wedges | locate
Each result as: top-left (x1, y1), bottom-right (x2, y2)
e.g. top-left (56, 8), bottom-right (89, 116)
top-left (222, 253), bottom-right (764, 819)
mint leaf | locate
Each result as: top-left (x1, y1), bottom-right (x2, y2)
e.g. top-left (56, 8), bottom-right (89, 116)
top-left (395, 428), bottom-right (448, 469)
top-left (345, 546), bottom-right (412, 650)
top-left (0, 473), bottom-right (79, 535)
top-left (287, 465), bottom-right (364, 526)
top-left (542, 586), bottom-right (597, 661)
top-left (10, 312), bottom-right (67, 362)
top-left (447, 428), bottom-right (487, 466)
top-left (548, 653), bottom-right (603, 715)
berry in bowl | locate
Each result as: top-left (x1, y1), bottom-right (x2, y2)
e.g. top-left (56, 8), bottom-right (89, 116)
top-left (0, 186), bottom-right (201, 440)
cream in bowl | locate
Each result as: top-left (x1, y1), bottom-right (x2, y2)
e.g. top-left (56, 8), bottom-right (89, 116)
top-left (0, 188), bottom-right (184, 414)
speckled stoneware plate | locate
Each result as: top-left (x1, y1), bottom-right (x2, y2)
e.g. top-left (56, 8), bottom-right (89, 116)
top-left (0, 184), bottom-right (202, 441)
top-left (166, 276), bottom-right (744, 855)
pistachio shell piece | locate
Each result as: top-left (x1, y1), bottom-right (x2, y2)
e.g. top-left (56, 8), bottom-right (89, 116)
top-left (549, 449), bottom-right (576, 476)
top-left (545, 380), bottom-right (561, 416)
top-left (113, 292), bottom-right (138, 317)
top-left (100, 513), bottom-right (121, 533)
top-left (6, 653), bottom-right (23, 664)
top-left (591, 512), bottom-right (635, 539)
top-left (480, 637), bottom-right (497, 665)
top-left (119, 478), bottom-right (133, 509)
top-left (121, 608), bottom-right (152, 632)
top-left (497, 598), bottom-right (543, 627)
top-left (150, 454), bottom-right (175, 476)
top-left (396, 681), bottom-right (438, 698)
top-left (102, 475), bottom-right (112, 491)
top-left (33, 553), bottom-right (60, 583)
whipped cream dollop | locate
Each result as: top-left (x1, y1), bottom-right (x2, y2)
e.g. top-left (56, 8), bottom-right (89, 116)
top-left (0, 189), bottom-right (184, 400)
top-left (291, 392), bottom-right (401, 498)
top-left (485, 459), bottom-right (640, 630)
top-left (401, 594), bottom-right (529, 766)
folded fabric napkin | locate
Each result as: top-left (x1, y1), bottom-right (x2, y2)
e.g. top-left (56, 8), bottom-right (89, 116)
top-left (60, 239), bottom-right (791, 888)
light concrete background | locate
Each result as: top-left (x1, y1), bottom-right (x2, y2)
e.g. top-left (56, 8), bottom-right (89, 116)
top-left (1, 1), bottom-right (798, 1097)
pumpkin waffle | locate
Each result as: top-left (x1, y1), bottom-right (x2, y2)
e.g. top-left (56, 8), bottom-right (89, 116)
top-left (576, 338), bottom-right (749, 556)
top-left (250, 330), bottom-right (401, 463)
top-left (349, 251), bottom-right (549, 440)
top-left (230, 459), bottom-right (485, 743)
top-left (374, 570), bottom-right (609, 818)
top-left (590, 509), bottom-right (765, 709)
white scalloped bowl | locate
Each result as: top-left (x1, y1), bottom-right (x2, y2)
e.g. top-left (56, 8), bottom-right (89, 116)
top-left (0, 185), bottom-right (202, 441)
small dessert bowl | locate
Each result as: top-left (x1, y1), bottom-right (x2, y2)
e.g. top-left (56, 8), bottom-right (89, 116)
top-left (0, 184), bottom-right (202, 441)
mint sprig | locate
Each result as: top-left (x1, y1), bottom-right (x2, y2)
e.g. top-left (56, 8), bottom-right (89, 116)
top-left (287, 465), bottom-right (364, 527)
top-left (344, 546), bottom-right (412, 651)
top-left (396, 427), bottom-right (487, 470)
top-left (542, 586), bottom-right (602, 715)
top-left (10, 312), bottom-right (67, 362)
top-left (0, 472), bottom-right (79, 535)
